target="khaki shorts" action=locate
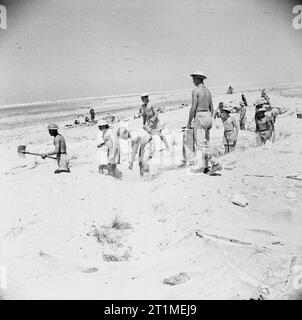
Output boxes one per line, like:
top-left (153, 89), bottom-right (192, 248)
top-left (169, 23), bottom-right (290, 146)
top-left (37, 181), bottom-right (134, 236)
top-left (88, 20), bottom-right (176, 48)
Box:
top-left (256, 131), bottom-right (270, 146)
top-left (57, 154), bottom-right (70, 171)
top-left (223, 131), bottom-right (236, 146)
top-left (193, 111), bottom-right (212, 154)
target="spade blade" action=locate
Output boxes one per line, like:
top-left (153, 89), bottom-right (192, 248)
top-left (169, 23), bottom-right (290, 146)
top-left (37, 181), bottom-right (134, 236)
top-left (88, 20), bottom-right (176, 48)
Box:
top-left (17, 145), bottom-right (27, 158)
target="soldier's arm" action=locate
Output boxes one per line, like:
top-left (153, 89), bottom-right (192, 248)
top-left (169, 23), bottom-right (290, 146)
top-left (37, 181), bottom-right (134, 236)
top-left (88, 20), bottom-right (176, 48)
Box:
top-left (107, 134), bottom-right (118, 164)
top-left (209, 93), bottom-right (214, 116)
top-left (130, 138), bottom-right (140, 163)
top-left (242, 107), bottom-right (247, 117)
top-left (267, 119), bottom-right (273, 137)
top-left (97, 133), bottom-right (104, 148)
top-left (187, 89), bottom-right (198, 128)
top-left (138, 107), bottom-right (142, 115)
top-left (255, 121), bottom-right (259, 133)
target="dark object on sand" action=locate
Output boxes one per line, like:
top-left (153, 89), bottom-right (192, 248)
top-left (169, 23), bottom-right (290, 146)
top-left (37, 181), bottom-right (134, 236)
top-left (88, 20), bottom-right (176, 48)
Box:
top-left (244, 173), bottom-right (302, 181)
top-left (82, 267), bottom-right (98, 273)
top-left (163, 272), bottom-right (190, 286)
top-left (99, 164), bottom-right (122, 180)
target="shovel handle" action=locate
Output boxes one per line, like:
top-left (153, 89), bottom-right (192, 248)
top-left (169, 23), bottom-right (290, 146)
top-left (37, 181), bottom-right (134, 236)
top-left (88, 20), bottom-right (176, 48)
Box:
top-left (23, 151), bottom-right (57, 160)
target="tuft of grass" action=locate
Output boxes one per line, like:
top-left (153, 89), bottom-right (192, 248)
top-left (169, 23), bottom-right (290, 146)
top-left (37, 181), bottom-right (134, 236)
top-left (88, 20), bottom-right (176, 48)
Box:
top-left (92, 228), bottom-right (117, 244)
top-left (102, 249), bottom-right (131, 262)
top-left (102, 253), bottom-right (122, 262)
top-left (111, 216), bottom-right (132, 230)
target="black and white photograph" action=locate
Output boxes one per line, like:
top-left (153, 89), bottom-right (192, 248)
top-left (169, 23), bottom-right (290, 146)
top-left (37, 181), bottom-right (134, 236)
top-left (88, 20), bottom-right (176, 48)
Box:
top-left (1, 0), bottom-right (302, 301)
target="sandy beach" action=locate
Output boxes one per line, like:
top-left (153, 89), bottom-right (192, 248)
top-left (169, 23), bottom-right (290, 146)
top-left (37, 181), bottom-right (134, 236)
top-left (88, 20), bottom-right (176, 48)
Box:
top-left (1, 83), bottom-right (302, 300)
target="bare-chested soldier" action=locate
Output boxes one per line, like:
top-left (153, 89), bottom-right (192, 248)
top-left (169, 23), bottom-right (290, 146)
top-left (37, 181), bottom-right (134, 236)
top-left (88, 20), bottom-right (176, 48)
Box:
top-left (139, 93), bottom-right (160, 128)
top-left (139, 93), bottom-right (169, 150)
top-left (186, 71), bottom-right (222, 175)
top-left (255, 107), bottom-right (273, 146)
top-left (41, 124), bottom-right (70, 174)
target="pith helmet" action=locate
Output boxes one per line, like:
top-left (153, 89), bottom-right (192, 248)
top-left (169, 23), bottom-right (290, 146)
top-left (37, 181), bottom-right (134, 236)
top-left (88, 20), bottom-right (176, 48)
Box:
top-left (47, 123), bottom-right (58, 130)
top-left (190, 71), bottom-right (207, 79)
top-left (140, 92), bottom-right (149, 98)
top-left (272, 108), bottom-right (280, 116)
top-left (254, 99), bottom-right (262, 106)
top-left (222, 105), bottom-right (232, 113)
top-left (256, 107), bottom-right (267, 113)
top-left (97, 119), bottom-right (109, 127)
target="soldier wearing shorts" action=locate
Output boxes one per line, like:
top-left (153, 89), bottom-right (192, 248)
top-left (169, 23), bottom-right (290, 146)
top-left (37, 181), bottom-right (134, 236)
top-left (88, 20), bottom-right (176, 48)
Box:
top-left (186, 71), bottom-right (222, 175)
top-left (41, 124), bottom-right (70, 174)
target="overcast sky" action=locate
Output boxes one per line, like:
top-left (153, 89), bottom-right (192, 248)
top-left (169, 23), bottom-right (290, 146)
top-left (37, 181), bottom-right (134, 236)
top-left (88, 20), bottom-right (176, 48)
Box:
top-left (0, 0), bottom-right (301, 105)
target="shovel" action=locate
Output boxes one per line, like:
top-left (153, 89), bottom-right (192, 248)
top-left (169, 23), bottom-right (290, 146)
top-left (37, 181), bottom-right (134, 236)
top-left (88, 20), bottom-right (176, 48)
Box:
top-left (17, 145), bottom-right (57, 160)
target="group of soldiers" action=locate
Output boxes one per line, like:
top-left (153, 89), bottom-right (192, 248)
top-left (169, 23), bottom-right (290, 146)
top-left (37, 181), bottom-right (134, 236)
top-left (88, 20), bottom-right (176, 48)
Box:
top-left (214, 86), bottom-right (283, 152)
top-left (39, 73), bottom-right (284, 178)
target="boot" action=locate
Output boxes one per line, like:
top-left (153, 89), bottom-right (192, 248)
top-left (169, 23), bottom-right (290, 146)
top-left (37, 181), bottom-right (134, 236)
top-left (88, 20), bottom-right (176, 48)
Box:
top-left (207, 163), bottom-right (222, 175)
top-left (191, 167), bottom-right (210, 174)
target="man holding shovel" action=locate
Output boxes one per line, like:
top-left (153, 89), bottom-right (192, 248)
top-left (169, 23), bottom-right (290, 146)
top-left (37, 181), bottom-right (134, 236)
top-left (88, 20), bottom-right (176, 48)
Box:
top-left (41, 123), bottom-right (70, 174)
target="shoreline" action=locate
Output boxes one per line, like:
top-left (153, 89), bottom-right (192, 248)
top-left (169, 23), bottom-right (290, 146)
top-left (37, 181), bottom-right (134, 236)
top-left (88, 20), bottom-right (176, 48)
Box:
top-left (2, 80), bottom-right (301, 111)
top-left (1, 82), bottom-right (302, 132)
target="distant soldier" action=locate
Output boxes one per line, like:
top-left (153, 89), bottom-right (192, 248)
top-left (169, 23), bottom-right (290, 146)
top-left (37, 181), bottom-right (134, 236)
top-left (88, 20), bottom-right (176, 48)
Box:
top-left (220, 105), bottom-right (239, 153)
top-left (41, 124), bottom-right (70, 174)
top-left (139, 93), bottom-right (150, 125)
top-left (139, 93), bottom-right (160, 129)
top-left (214, 102), bottom-right (224, 120)
top-left (261, 89), bottom-right (271, 107)
top-left (241, 94), bottom-right (248, 107)
top-left (255, 107), bottom-right (273, 146)
top-left (186, 71), bottom-right (222, 175)
top-left (237, 101), bottom-right (247, 130)
top-left (227, 86), bottom-right (234, 94)
top-left (89, 108), bottom-right (96, 123)
top-left (139, 93), bottom-right (169, 150)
